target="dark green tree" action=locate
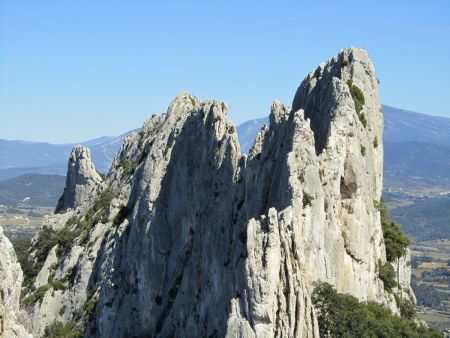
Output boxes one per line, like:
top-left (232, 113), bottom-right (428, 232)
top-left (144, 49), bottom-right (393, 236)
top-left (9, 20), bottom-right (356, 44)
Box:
top-left (312, 282), bottom-right (443, 337)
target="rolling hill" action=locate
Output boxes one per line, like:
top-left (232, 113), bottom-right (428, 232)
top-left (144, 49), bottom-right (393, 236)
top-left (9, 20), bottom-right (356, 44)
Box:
top-left (0, 174), bottom-right (65, 207)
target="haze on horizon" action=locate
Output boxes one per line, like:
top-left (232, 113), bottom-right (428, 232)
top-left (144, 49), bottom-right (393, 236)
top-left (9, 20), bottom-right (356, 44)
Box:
top-left (1, 1), bottom-right (449, 143)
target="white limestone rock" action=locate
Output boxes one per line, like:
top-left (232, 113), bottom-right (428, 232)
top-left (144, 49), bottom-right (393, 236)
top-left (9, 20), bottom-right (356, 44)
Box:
top-left (0, 226), bottom-right (32, 338)
top-left (56, 146), bottom-right (105, 212)
top-left (27, 48), bottom-right (413, 337)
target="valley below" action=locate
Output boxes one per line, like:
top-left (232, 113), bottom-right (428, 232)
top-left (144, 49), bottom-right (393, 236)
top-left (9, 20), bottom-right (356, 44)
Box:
top-left (410, 239), bottom-right (450, 330)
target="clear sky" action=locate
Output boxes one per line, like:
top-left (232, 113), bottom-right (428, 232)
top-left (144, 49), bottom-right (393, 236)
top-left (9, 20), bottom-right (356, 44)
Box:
top-left (1, 1), bottom-right (449, 143)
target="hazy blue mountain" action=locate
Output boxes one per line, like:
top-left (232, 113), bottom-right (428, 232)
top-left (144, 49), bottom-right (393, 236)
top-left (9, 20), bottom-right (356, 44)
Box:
top-left (0, 140), bottom-right (73, 170)
top-left (0, 130), bottom-right (135, 180)
top-left (384, 141), bottom-right (450, 191)
top-left (82, 136), bottom-right (115, 147)
top-left (89, 130), bottom-right (137, 172)
top-left (383, 105), bottom-right (450, 146)
top-left (236, 117), bottom-right (269, 153)
top-left (0, 174), bottom-right (65, 207)
top-left (382, 106), bottom-right (450, 193)
top-left (387, 195), bottom-right (450, 241)
top-left (3, 105), bottom-right (450, 193)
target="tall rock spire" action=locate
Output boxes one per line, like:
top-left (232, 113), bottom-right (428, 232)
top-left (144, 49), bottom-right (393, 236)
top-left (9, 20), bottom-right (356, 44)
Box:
top-left (55, 145), bottom-right (105, 212)
top-left (26, 48), bottom-right (413, 337)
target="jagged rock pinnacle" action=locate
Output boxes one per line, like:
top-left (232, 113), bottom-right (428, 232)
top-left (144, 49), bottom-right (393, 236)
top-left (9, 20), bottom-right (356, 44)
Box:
top-left (55, 145), bottom-right (105, 212)
top-left (24, 48), bottom-right (413, 337)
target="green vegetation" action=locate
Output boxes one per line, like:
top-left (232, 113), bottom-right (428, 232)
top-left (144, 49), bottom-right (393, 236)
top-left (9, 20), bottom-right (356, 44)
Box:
top-left (412, 278), bottom-right (449, 309)
top-left (118, 159), bottom-right (137, 175)
top-left (23, 276), bottom-right (69, 306)
top-left (65, 266), bottom-right (77, 288)
top-left (360, 145), bottom-right (366, 156)
top-left (342, 60), bottom-right (349, 67)
top-left (23, 284), bottom-right (50, 306)
top-left (302, 193), bottom-right (313, 207)
top-left (347, 79), bottom-right (365, 114)
top-left (0, 174), bottom-right (65, 207)
top-left (388, 196), bottom-right (450, 242)
top-left (408, 241), bottom-right (450, 329)
top-left (373, 136), bottom-right (379, 148)
top-left (358, 111), bottom-right (368, 128)
top-left (378, 199), bottom-right (411, 295)
top-left (380, 199), bottom-right (411, 262)
top-left (42, 295), bottom-right (98, 337)
top-left (50, 278), bottom-right (67, 292)
top-left (347, 79), bottom-right (367, 127)
top-left (17, 188), bottom-right (114, 293)
top-left (12, 237), bottom-right (36, 288)
top-left (378, 260), bottom-right (397, 292)
top-left (13, 224), bottom-right (63, 289)
top-left (399, 299), bottom-right (417, 319)
top-left (312, 282), bottom-right (443, 337)
top-left (43, 320), bottom-right (84, 338)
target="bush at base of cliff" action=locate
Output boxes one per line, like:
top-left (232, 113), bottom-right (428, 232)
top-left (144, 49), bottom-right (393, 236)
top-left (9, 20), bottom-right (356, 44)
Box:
top-left (378, 260), bottom-right (397, 292)
top-left (43, 320), bottom-right (83, 338)
top-left (379, 199), bottom-right (411, 262)
top-left (312, 282), bottom-right (443, 337)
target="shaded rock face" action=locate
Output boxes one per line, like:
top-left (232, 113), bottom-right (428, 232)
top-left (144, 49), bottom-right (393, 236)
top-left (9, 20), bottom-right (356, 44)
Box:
top-left (56, 146), bottom-right (105, 212)
top-left (0, 227), bottom-right (32, 338)
top-left (27, 48), bottom-right (410, 337)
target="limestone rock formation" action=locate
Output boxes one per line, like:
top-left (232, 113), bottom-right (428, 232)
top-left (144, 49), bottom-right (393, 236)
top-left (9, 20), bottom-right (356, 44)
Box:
top-left (0, 227), bottom-right (32, 338)
top-left (394, 248), bottom-right (416, 304)
top-left (56, 145), bottom-right (105, 212)
top-left (24, 48), bottom-right (413, 337)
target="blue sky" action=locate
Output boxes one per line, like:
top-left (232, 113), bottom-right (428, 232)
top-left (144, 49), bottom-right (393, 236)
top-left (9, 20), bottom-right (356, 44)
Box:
top-left (1, 1), bottom-right (449, 143)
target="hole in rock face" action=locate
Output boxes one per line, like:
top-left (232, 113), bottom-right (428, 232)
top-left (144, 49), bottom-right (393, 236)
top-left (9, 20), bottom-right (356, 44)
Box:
top-left (340, 176), bottom-right (357, 200)
top-left (340, 160), bottom-right (358, 200)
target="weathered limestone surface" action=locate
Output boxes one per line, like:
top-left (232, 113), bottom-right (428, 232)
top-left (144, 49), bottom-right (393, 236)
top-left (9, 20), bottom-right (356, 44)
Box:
top-left (289, 48), bottom-right (390, 304)
top-left (26, 48), bottom-right (412, 337)
top-left (394, 248), bottom-right (416, 304)
top-left (0, 227), bottom-right (32, 338)
top-left (56, 145), bottom-right (105, 212)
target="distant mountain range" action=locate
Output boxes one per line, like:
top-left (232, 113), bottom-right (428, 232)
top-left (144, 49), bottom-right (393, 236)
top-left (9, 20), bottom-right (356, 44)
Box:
top-left (2, 105), bottom-right (450, 196)
top-left (0, 130), bottom-right (136, 180)
top-left (381, 106), bottom-right (450, 195)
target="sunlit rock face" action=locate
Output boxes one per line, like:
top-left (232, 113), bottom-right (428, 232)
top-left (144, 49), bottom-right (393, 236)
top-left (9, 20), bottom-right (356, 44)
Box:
top-left (27, 48), bottom-right (412, 337)
top-left (56, 145), bottom-right (105, 212)
top-left (0, 226), bottom-right (32, 338)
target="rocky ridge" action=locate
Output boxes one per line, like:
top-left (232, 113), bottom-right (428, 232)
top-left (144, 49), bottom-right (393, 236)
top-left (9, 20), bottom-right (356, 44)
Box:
top-left (0, 226), bottom-right (32, 337)
top-left (21, 48), bottom-right (414, 337)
